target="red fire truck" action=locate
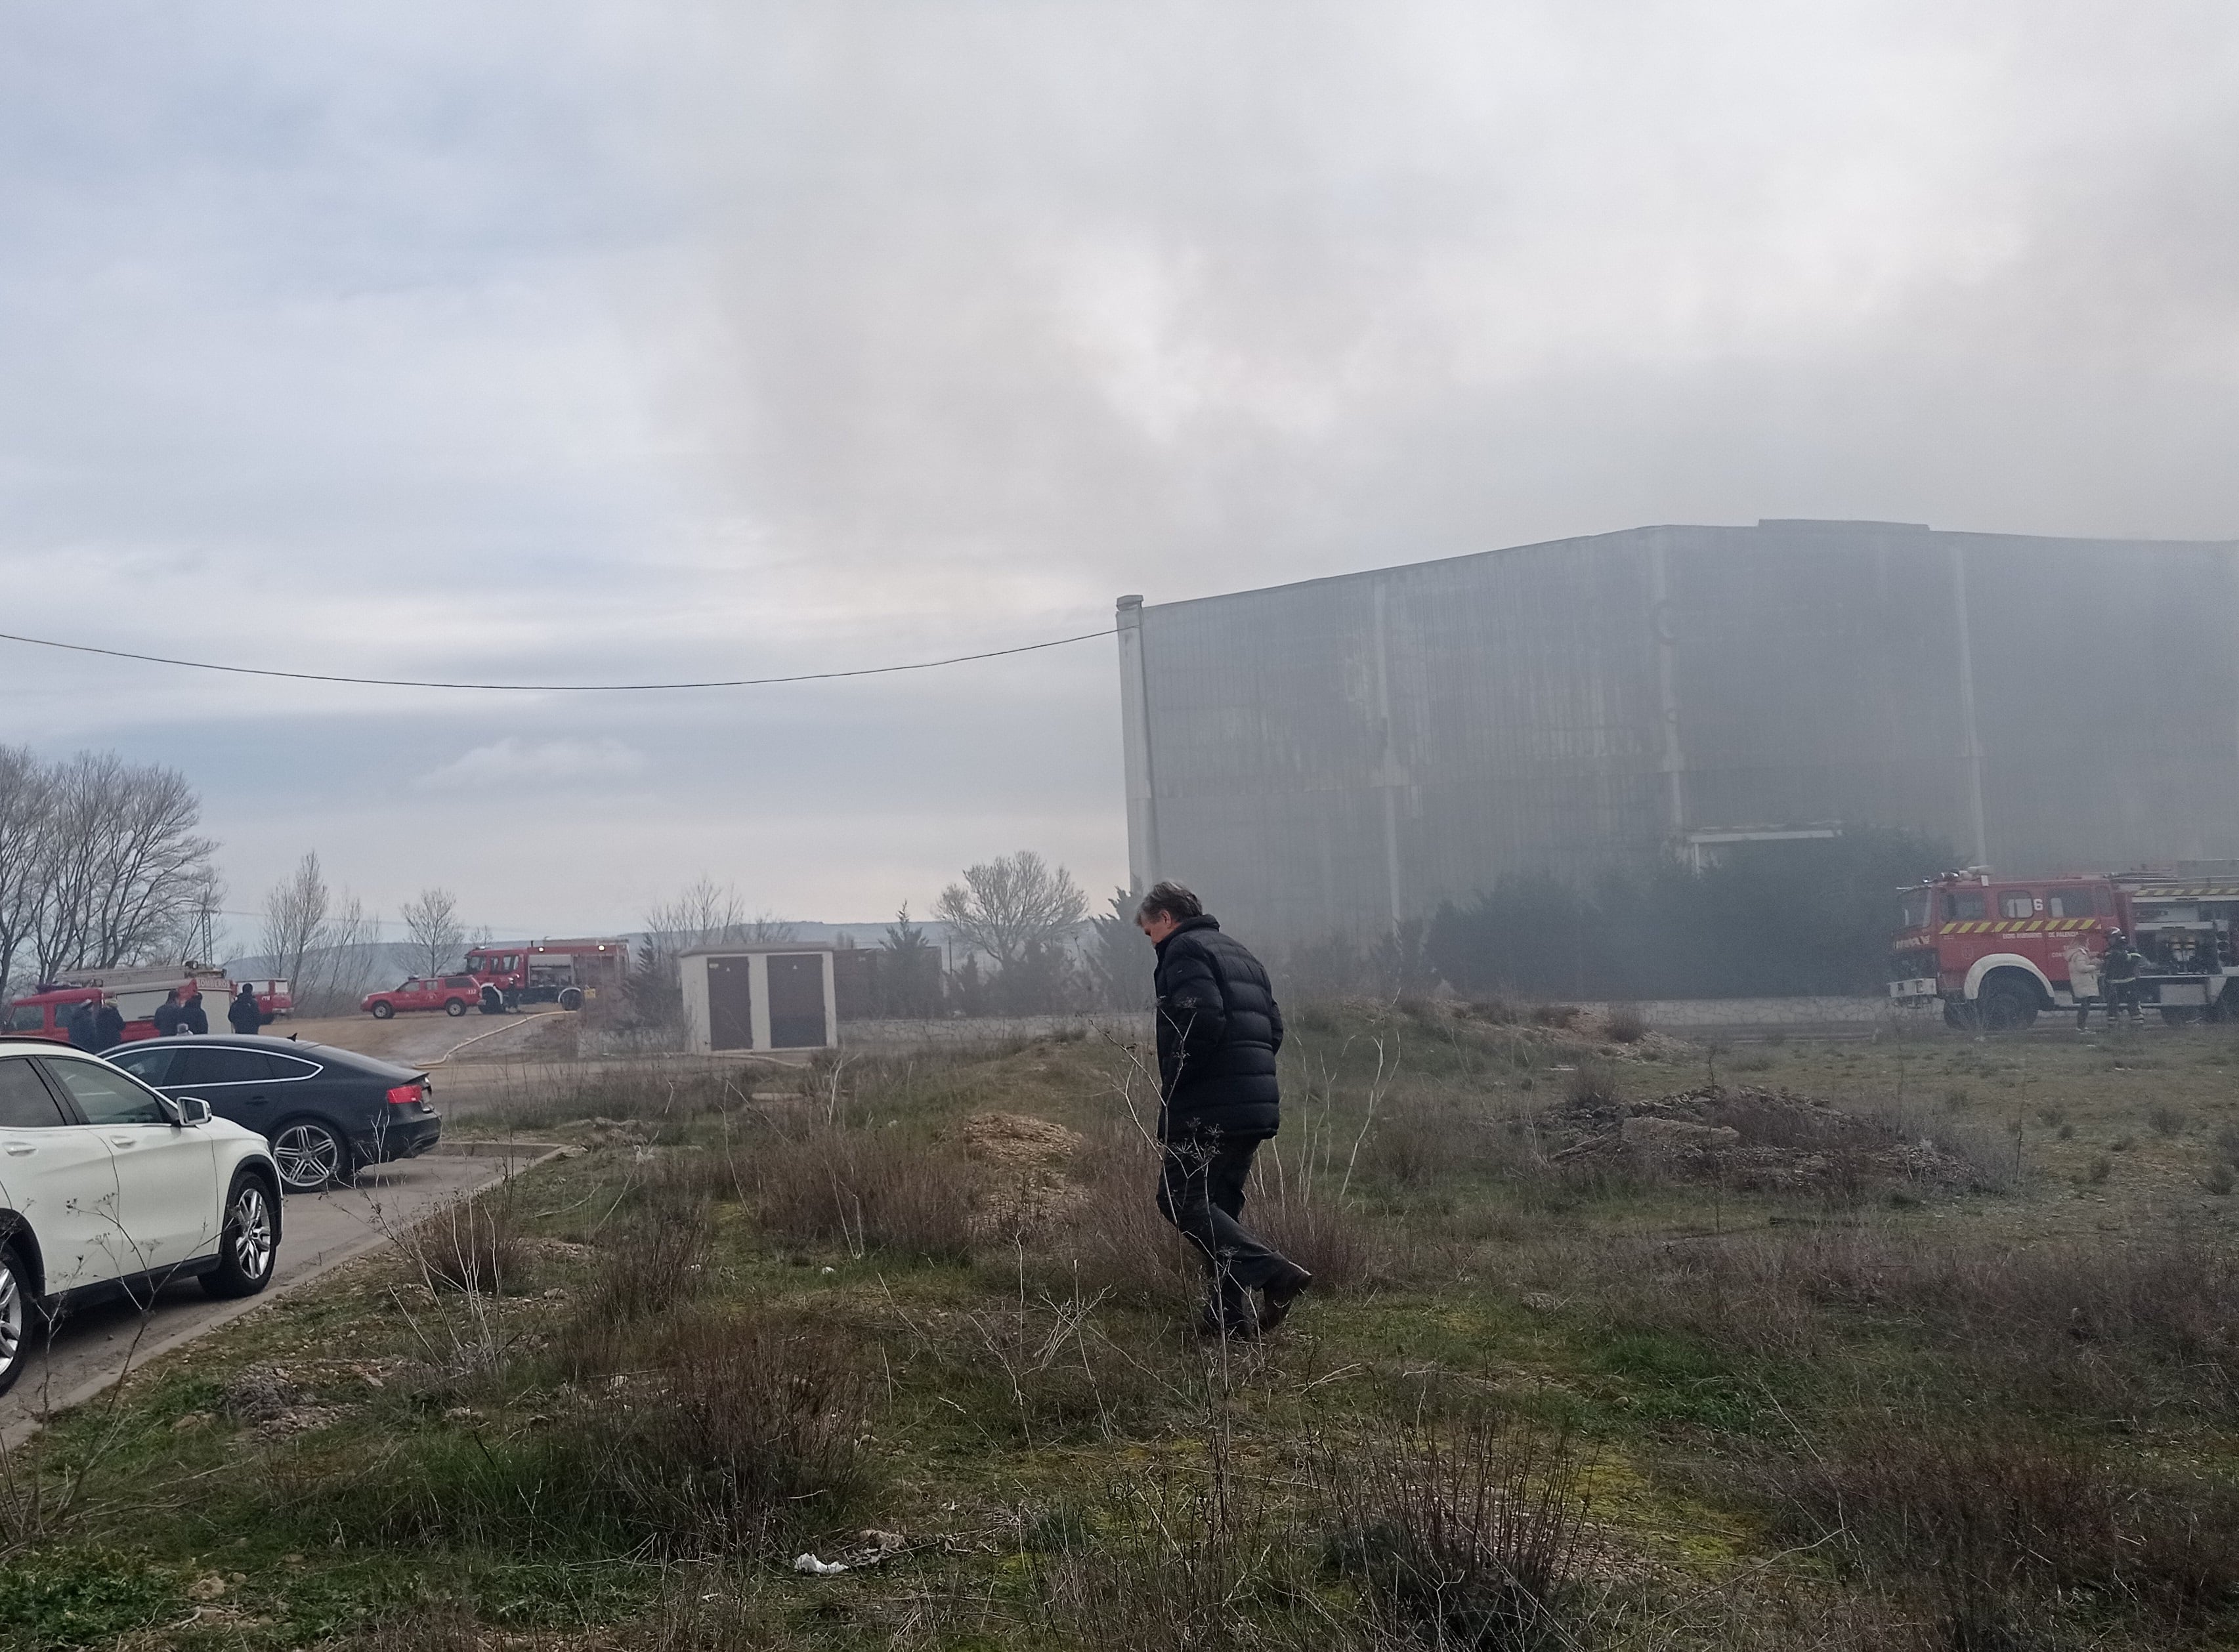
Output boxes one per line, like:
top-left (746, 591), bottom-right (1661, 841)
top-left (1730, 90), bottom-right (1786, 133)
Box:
top-left (1890, 869), bottom-right (2239, 1028)
top-left (3, 965), bottom-right (234, 1043)
top-left (462, 939), bottom-right (629, 1013)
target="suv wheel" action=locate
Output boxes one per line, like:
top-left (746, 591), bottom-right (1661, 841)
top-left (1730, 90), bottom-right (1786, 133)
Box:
top-left (370, 1001), bottom-right (395, 1021)
top-left (0, 1246), bottom-right (33, 1397)
top-left (202, 1175), bottom-right (278, 1298)
top-left (444, 998), bottom-right (467, 1017)
top-left (272, 1120), bottom-right (354, 1193)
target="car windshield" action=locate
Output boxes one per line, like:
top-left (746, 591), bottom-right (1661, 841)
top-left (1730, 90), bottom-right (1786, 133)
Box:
top-left (1898, 891), bottom-right (1930, 930)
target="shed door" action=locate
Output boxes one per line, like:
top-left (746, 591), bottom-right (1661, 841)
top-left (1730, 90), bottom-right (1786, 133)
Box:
top-left (767, 954), bottom-right (828, 1048)
top-left (706, 958), bottom-right (754, 1051)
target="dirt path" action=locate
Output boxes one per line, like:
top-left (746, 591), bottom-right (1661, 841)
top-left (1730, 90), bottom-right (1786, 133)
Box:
top-left (264, 1008), bottom-right (566, 1068)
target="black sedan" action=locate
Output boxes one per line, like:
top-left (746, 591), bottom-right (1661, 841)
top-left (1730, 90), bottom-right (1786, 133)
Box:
top-left (106, 1035), bottom-right (442, 1194)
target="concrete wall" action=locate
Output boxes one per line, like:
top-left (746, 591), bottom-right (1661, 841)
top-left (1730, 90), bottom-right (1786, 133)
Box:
top-left (1121, 520), bottom-right (2239, 953)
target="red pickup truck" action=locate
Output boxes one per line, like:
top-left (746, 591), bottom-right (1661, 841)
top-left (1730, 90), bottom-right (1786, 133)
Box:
top-left (362, 974), bottom-right (482, 1020)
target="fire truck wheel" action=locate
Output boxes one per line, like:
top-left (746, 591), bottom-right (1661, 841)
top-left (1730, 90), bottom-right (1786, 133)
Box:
top-left (2160, 1006), bottom-right (2202, 1027)
top-left (1979, 979), bottom-right (2039, 1032)
top-left (558, 988), bottom-right (584, 1011)
top-left (370, 1001), bottom-right (395, 1021)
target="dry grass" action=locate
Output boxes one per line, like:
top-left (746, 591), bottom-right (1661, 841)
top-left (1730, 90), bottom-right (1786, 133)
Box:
top-left (412, 1192), bottom-right (527, 1295)
top-left (750, 1118), bottom-right (981, 1263)
top-left (1052, 1124), bottom-right (1201, 1307)
top-left (562, 1183), bottom-right (716, 1376)
top-left (584, 1307), bottom-right (873, 1550)
top-left (1025, 1452), bottom-right (1338, 1651)
top-left (1605, 1004), bottom-right (1650, 1044)
top-left (1564, 1060), bottom-right (1623, 1108)
top-left (1317, 1419), bottom-right (1602, 1651)
top-left (286, 1305), bottom-right (870, 1559)
top-left (1575, 1222), bottom-right (2239, 1418)
top-left (1252, 1177), bottom-right (1375, 1290)
top-left (1758, 1413), bottom-right (2239, 1630)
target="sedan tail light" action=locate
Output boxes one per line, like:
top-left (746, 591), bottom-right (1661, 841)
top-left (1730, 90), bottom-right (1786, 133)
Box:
top-left (385, 1083), bottom-right (426, 1107)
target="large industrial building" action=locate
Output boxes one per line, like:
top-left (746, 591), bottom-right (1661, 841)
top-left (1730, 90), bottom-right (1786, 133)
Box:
top-left (1116, 519), bottom-right (2239, 952)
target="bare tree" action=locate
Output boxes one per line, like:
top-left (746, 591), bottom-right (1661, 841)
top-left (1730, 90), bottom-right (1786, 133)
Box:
top-left (0, 747), bottom-right (51, 994)
top-left (310, 893), bottom-right (379, 1011)
top-left (166, 863), bottom-right (228, 967)
top-left (629, 880), bottom-right (795, 1032)
top-left (261, 852), bottom-right (331, 994)
top-left (28, 753), bottom-right (217, 979)
top-left (934, 851), bottom-right (1088, 975)
top-left (643, 878), bottom-right (748, 954)
top-left (401, 887), bottom-right (465, 978)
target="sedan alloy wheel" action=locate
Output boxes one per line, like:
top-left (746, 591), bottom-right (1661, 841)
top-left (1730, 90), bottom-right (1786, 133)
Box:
top-left (272, 1121), bottom-right (348, 1192)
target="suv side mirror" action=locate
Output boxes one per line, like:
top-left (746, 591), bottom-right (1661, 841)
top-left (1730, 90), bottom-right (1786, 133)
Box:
top-left (162, 1095), bottom-right (213, 1127)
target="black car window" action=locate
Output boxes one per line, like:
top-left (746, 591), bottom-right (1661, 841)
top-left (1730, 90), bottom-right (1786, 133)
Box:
top-left (0, 1059), bottom-right (68, 1128)
top-left (107, 1046), bottom-right (178, 1085)
top-left (171, 1048), bottom-right (274, 1086)
top-left (39, 1056), bottom-right (169, 1125)
top-left (267, 1053), bottom-right (322, 1080)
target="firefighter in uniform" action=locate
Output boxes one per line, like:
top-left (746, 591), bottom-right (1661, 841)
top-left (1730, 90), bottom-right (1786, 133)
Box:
top-left (2098, 930), bottom-right (2144, 1025)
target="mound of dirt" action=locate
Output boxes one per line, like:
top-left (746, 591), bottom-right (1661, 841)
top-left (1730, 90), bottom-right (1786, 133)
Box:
top-left (1450, 1000), bottom-right (1692, 1061)
top-left (1545, 1084), bottom-right (1979, 1195)
top-left (963, 1111), bottom-right (1082, 1168)
top-left (964, 1112), bottom-right (1084, 1237)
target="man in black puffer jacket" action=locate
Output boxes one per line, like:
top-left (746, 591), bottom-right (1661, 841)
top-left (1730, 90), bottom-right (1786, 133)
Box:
top-left (1139, 881), bottom-right (1311, 1338)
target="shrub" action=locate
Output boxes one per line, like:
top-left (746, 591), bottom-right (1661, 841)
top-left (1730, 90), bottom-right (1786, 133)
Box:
top-left (1531, 1004), bottom-right (1583, 1030)
top-left (1054, 1126), bottom-right (1203, 1308)
top-left (412, 1192), bottom-right (525, 1295)
top-left (1757, 1416), bottom-right (2239, 1626)
top-left (2212, 1120), bottom-right (2239, 1166)
top-left (752, 1121), bottom-right (978, 1263)
top-left (2205, 1162), bottom-right (2236, 1197)
top-left (1363, 1109), bottom-right (1444, 1189)
top-left (2148, 1101), bottom-right (2190, 1137)
top-left (562, 1184), bottom-right (717, 1377)
top-left (303, 1309), bottom-right (869, 1558)
top-left (1317, 1419), bottom-right (1600, 1650)
top-left (1604, 1004), bottom-right (1648, 1044)
top-left (1254, 1182), bottom-right (1373, 1291)
top-left (1027, 1458), bottom-right (1328, 1649)
top-left (1564, 1061), bottom-right (1621, 1109)
top-left (587, 1310), bottom-right (872, 1550)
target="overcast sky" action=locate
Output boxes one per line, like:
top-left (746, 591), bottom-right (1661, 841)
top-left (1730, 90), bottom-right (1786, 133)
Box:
top-left (3, 2), bottom-right (2235, 947)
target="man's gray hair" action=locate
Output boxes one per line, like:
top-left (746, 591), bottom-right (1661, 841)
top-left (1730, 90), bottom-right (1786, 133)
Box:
top-left (1138, 881), bottom-right (1203, 923)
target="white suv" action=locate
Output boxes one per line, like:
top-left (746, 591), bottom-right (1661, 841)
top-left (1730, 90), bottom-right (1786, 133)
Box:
top-left (0, 1038), bottom-right (282, 1396)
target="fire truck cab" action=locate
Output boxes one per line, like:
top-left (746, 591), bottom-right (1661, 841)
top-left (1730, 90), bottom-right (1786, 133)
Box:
top-left (1890, 870), bottom-right (2239, 1029)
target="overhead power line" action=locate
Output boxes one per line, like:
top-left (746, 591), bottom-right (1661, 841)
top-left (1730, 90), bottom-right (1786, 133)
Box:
top-left (0, 625), bottom-right (1115, 693)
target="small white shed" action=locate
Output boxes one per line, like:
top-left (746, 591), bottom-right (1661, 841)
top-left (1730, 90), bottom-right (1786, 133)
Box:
top-left (680, 944), bottom-right (838, 1053)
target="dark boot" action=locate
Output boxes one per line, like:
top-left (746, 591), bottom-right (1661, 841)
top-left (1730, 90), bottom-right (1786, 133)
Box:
top-left (1258, 1263), bottom-right (1314, 1332)
top-left (1195, 1265), bottom-right (1261, 1340)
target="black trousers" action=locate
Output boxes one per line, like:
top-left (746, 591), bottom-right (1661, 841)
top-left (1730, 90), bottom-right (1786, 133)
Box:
top-left (1156, 1130), bottom-right (1294, 1320)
